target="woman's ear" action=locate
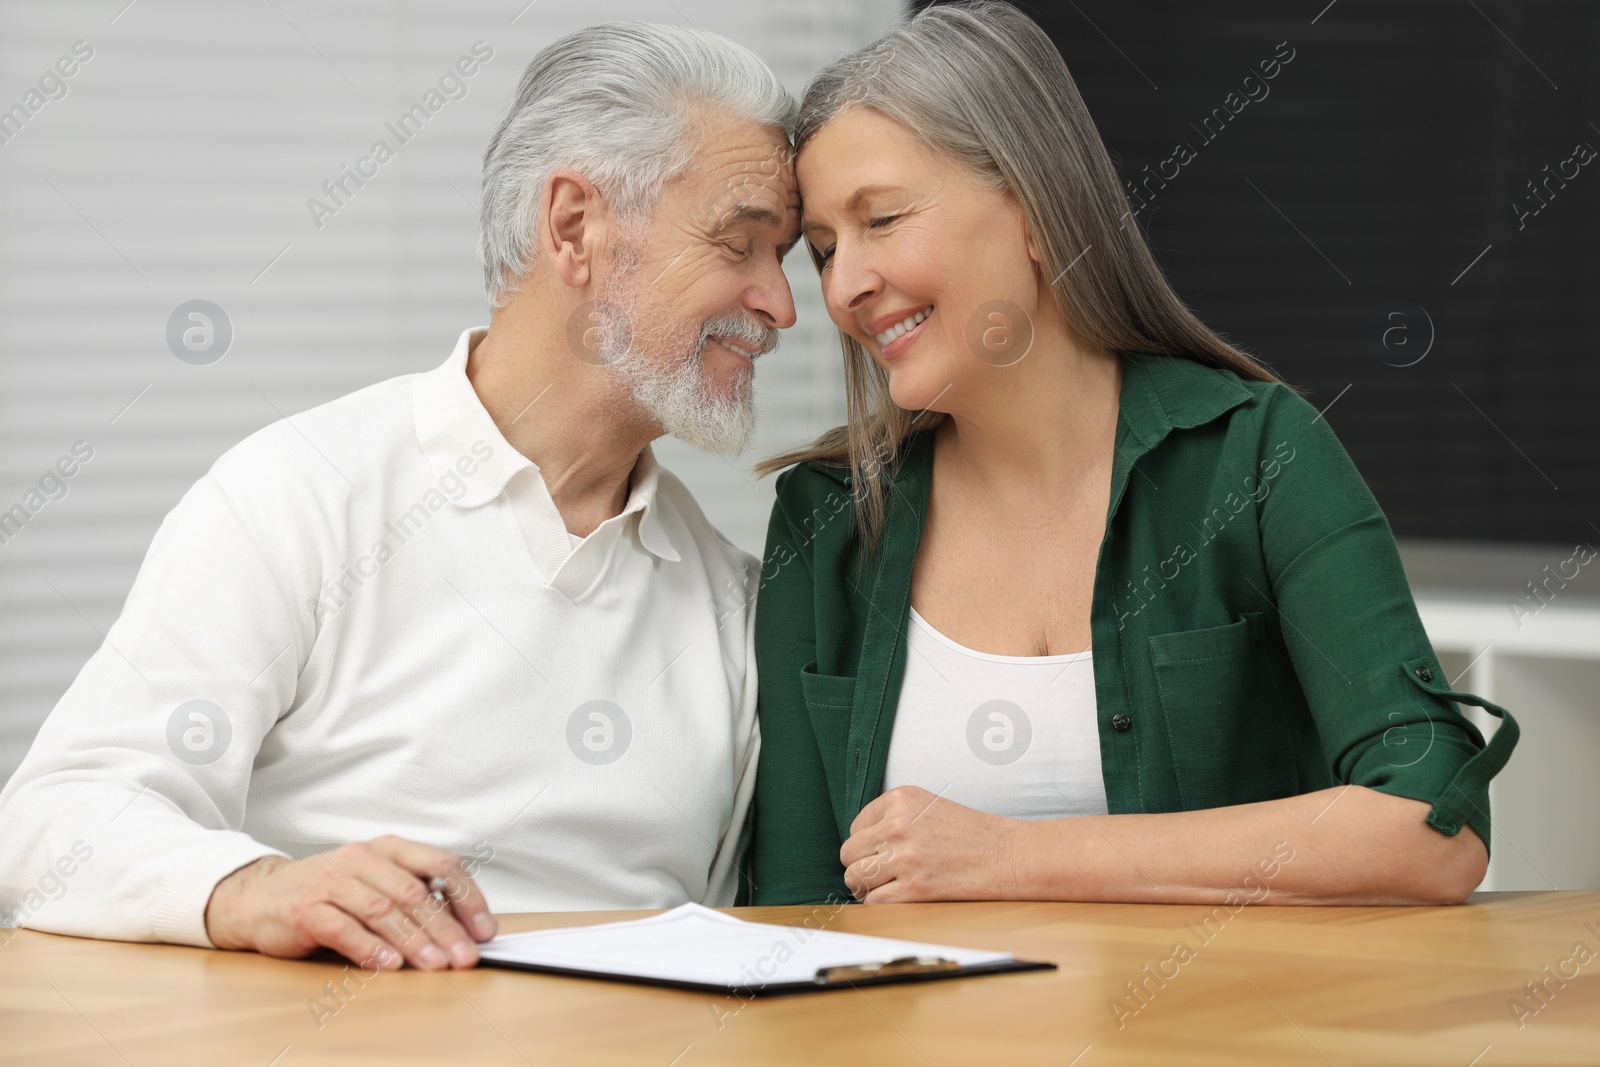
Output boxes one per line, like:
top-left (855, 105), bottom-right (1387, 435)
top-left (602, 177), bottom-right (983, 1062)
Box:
top-left (1015, 196), bottom-right (1042, 266)
top-left (541, 169), bottom-right (608, 290)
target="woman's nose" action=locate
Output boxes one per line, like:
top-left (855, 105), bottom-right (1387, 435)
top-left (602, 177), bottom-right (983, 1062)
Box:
top-left (826, 244), bottom-right (882, 318)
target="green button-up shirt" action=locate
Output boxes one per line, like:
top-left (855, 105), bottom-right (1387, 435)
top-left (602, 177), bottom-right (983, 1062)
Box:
top-left (746, 352), bottom-right (1518, 906)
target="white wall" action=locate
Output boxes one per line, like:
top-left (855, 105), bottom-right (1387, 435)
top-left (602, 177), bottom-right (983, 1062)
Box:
top-left (0, 0), bottom-right (904, 784)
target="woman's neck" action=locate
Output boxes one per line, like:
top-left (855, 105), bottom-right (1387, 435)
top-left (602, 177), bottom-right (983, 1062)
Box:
top-left (933, 338), bottom-right (1123, 504)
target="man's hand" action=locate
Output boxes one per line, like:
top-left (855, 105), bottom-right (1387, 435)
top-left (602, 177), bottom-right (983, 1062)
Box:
top-left (204, 836), bottom-right (499, 970)
top-left (841, 786), bottom-right (1027, 904)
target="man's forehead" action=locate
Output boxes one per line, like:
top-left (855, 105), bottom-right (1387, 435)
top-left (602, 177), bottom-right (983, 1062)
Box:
top-left (695, 123), bottom-right (795, 168)
top-left (696, 139), bottom-right (796, 193)
top-left (695, 135), bottom-right (801, 230)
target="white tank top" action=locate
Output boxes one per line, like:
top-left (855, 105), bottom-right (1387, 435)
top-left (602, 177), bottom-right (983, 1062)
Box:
top-left (882, 607), bottom-right (1110, 820)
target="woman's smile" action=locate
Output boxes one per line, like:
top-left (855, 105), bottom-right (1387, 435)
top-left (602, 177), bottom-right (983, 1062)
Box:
top-left (872, 305), bottom-right (934, 358)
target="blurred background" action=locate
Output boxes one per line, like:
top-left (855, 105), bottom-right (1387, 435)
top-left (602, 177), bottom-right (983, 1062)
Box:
top-left (1, 1), bottom-right (1595, 889)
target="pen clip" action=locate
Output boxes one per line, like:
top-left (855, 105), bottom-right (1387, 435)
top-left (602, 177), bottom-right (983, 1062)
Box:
top-left (814, 955), bottom-right (962, 985)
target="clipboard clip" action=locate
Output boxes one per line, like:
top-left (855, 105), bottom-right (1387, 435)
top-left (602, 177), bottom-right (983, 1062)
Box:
top-left (814, 955), bottom-right (963, 985)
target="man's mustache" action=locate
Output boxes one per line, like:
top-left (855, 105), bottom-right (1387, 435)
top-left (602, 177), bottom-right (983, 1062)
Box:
top-left (698, 311), bottom-right (778, 360)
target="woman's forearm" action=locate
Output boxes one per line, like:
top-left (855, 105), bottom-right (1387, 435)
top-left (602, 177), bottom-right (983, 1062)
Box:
top-left (1009, 785), bottom-right (1488, 906)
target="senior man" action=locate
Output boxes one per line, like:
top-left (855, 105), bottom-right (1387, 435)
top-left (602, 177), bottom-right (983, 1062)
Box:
top-left (0, 22), bottom-right (800, 972)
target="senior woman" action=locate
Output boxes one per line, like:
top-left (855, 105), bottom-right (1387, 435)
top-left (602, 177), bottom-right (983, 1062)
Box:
top-left (746, 1), bottom-right (1517, 908)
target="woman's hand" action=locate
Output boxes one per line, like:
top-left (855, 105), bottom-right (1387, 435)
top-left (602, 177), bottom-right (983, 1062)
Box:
top-left (840, 785), bottom-right (1029, 903)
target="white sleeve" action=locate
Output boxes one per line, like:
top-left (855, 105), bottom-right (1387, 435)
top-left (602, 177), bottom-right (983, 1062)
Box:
top-left (0, 467), bottom-right (312, 947)
top-left (702, 552), bottom-right (761, 908)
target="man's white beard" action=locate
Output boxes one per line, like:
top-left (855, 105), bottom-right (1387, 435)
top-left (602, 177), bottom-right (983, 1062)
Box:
top-left (596, 250), bottom-right (769, 457)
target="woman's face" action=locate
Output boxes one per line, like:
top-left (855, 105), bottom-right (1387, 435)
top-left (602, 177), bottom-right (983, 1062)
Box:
top-left (797, 106), bottom-right (1047, 414)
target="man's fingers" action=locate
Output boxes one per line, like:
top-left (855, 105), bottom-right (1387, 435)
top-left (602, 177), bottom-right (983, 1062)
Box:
top-left (321, 878), bottom-right (455, 971)
top-left (439, 871), bottom-right (497, 940)
top-left (365, 836), bottom-right (497, 942)
top-left (214, 839), bottom-right (497, 969)
top-left (295, 901), bottom-right (403, 972)
top-left (341, 841), bottom-right (489, 966)
top-left (333, 859), bottom-right (479, 968)
top-left (440, 873), bottom-right (496, 942)
top-left (405, 896), bottom-right (481, 969)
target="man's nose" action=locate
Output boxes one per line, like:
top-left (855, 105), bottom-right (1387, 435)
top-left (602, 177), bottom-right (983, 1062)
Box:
top-left (750, 256), bottom-right (798, 331)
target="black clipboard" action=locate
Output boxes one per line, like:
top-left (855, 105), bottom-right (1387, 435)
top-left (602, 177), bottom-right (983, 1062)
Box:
top-left (478, 952), bottom-right (1057, 996)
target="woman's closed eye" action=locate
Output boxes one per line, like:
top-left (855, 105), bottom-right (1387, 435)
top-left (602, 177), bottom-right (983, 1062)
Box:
top-left (813, 215), bottom-right (903, 267)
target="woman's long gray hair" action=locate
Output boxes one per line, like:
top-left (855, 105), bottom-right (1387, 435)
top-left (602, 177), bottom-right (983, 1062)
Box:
top-left (756, 0), bottom-right (1295, 553)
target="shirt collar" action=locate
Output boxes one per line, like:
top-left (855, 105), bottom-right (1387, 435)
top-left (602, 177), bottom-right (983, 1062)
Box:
top-left (1113, 352), bottom-right (1255, 455)
top-left (806, 352), bottom-right (1255, 488)
top-left (619, 445), bottom-right (682, 563)
top-left (410, 326), bottom-right (682, 563)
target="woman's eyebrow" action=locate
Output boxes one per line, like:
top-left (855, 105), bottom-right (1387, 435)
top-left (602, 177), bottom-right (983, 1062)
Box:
top-left (800, 184), bottom-right (907, 235)
top-left (846, 184), bottom-right (903, 206)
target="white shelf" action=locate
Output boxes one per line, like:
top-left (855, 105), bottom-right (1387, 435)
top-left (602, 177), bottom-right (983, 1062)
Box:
top-left (1414, 593), bottom-right (1600, 891)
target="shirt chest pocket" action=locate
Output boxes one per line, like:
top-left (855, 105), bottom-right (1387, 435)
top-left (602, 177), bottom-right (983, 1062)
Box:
top-left (1147, 612), bottom-right (1298, 809)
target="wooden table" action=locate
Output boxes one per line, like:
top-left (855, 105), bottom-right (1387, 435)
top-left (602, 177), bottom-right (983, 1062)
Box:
top-left (4, 892), bottom-right (1598, 1066)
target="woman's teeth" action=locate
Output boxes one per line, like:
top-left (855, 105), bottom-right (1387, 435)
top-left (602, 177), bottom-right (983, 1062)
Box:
top-left (876, 306), bottom-right (932, 347)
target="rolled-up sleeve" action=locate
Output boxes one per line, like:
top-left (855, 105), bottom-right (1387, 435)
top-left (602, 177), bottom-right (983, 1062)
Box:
top-left (1257, 387), bottom-right (1518, 851)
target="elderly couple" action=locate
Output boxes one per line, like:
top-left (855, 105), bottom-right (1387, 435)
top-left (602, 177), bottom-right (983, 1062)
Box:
top-left (0, 2), bottom-right (1516, 972)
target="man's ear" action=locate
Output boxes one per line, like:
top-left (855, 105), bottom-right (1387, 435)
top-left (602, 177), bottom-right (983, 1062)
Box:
top-left (541, 169), bottom-right (609, 290)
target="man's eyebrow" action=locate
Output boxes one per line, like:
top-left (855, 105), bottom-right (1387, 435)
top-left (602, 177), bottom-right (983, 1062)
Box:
top-left (719, 203), bottom-right (803, 258)
top-left (717, 204), bottom-right (784, 230)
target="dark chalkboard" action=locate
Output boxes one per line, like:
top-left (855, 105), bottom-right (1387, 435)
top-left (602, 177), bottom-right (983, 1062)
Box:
top-left (913, 0), bottom-right (1599, 547)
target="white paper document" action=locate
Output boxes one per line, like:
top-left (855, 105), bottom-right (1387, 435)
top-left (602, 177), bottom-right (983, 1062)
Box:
top-left (477, 903), bottom-right (1022, 991)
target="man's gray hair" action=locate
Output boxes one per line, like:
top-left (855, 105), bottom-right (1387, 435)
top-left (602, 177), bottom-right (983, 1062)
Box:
top-left (480, 22), bottom-right (797, 309)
